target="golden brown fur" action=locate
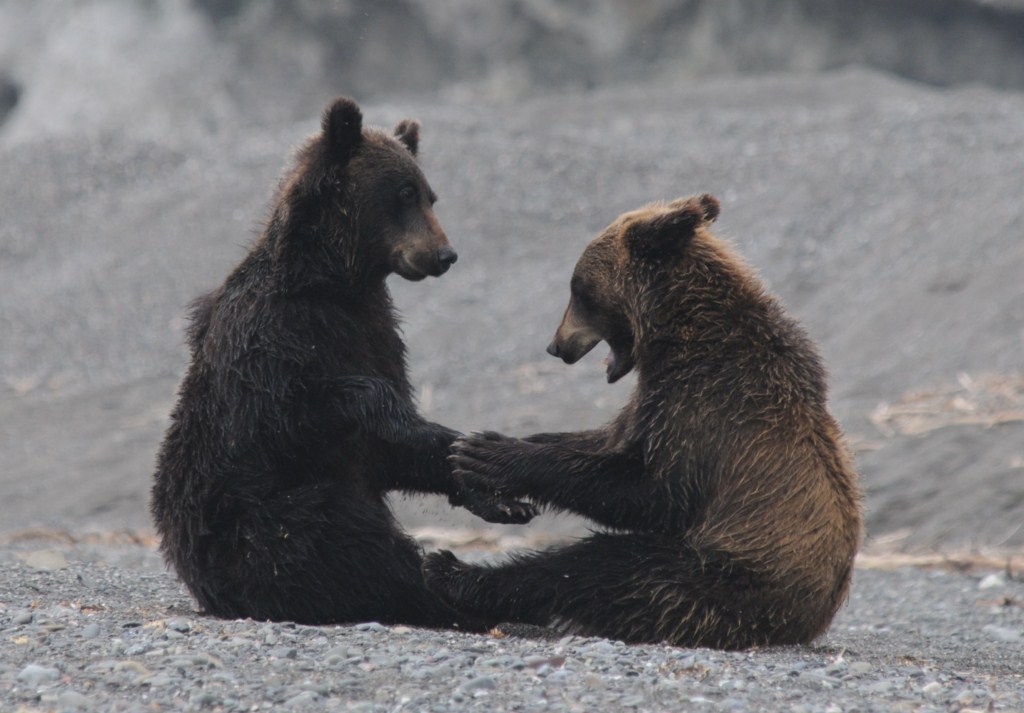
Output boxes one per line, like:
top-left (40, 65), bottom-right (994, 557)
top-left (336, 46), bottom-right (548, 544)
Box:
top-left (426, 194), bottom-right (862, 648)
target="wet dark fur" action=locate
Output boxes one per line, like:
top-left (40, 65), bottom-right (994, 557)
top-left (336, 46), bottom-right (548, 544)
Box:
top-left (151, 97), bottom-right (531, 628)
top-left (424, 194), bottom-right (863, 649)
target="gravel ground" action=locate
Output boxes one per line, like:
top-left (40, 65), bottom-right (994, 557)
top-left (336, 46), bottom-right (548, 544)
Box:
top-left (1, 540), bottom-right (1023, 713)
top-left (3, 3), bottom-right (1024, 711)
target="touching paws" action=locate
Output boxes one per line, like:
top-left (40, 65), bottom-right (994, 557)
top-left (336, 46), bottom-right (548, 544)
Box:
top-left (448, 431), bottom-right (538, 524)
top-left (449, 431), bottom-right (531, 494)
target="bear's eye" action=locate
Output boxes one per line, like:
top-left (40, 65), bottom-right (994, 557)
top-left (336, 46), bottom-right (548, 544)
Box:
top-left (570, 276), bottom-right (596, 310)
top-left (570, 275), bottom-right (588, 299)
top-left (398, 185), bottom-right (418, 204)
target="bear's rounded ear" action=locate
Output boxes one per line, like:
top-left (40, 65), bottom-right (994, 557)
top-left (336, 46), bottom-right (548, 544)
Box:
top-left (624, 198), bottom-right (710, 262)
top-left (667, 193), bottom-right (721, 225)
top-left (322, 97), bottom-right (363, 164)
top-left (394, 119), bottom-right (420, 156)
top-left (698, 193), bottom-right (720, 224)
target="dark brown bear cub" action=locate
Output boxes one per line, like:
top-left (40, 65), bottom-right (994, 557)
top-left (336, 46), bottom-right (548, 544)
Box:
top-left (424, 194), bottom-right (863, 648)
top-left (152, 97), bottom-right (532, 628)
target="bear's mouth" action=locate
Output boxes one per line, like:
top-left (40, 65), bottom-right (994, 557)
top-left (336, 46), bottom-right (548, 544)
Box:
top-left (604, 342), bottom-right (635, 383)
top-left (393, 252), bottom-right (453, 281)
top-left (392, 255), bottom-right (430, 281)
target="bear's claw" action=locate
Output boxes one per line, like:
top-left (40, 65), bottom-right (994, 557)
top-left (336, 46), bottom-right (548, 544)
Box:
top-left (450, 489), bottom-right (537, 524)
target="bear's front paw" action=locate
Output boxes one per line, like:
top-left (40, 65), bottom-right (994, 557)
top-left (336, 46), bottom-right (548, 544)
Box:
top-left (449, 488), bottom-right (538, 525)
top-left (423, 550), bottom-right (469, 603)
top-left (449, 431), bottom-right (531, 492)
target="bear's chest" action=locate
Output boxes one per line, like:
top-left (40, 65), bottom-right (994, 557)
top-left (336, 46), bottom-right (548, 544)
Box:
top-left (306, 301), bottom-right (409, 386)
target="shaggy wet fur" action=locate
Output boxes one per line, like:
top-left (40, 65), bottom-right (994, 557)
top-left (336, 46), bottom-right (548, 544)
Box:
top-left (151, 97), bottom-right (531, 628)
top-left (425, 194), bottom-right (863, 649)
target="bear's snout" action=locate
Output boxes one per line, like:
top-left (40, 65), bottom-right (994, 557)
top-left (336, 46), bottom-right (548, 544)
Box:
top-left (546, 341), bottom-right (561, 358)
top-left (436, 246), bottom-right (458, 274)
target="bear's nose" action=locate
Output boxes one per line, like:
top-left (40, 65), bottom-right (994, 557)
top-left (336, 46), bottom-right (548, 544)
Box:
top-left (437, 246), bottom-right (458, 269)
top-left (546, 341), bottom-right (560, 358)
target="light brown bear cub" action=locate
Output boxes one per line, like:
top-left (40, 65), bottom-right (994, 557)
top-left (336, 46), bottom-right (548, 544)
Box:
top-left (427, 194), bottom-right (863, 649)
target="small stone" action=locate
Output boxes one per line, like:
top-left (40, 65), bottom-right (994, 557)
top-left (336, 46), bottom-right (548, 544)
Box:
top-left (461, 676), bottom-right (497, 692)
top-left (978, 573), bottom-right (1006, 589)
top-left (824, 661), bottom-right (847, 676)
top-left (581, 640), bottom-right (617, 654)
top-left (190, 691), bottom-right (220, 707)
top-left (921, 681), bottom-right (943, 695)
top-left (354, 622), bottom-right (386, 632)
top-left (982, 624), bottom-right (1021, 642)
top-left (285, 690), bottom-right (319, 707)
top-left (866, 680), bottom-right (893, 694)
top-left (17, 664), bottom-right (61, 685)
top-left (391, 626), bottom-right (412, 634)
top-left (20, 549), bottom-right (68, 571)
top-left (547, 669), bottom-right (572, 683)
top-left (80, 623), bottom-right (100, 639)
top-left (13, 610), bottom-right (34, 625)
top-left (849, 661), bottom-right (872, 674)
top-left (144, 673), bottom-right (173, 687)
top-left (166, 617), bottom-right (191, 632)
top-left (56, 690), bottom-right (92, 710)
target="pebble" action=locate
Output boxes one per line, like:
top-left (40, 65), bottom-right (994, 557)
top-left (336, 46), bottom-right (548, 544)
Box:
top-left (17, 664), bottom-right (61, 686)
top-left (144, 673), bottom-right (173, 687)
top-left (20, 549), bottom-right (68, 571)
top-left (977, 572), bottom-right (1006, 589)
top-left (0, 559), bottom-right (1022, 711)
top-left (189, 691), bottom-right (220, 707)
top-left (284, 690), bottom-right (319, 707)
top-left (12, 610), bottom-right (34, 625)
top-left (166, 617), bottom-right (191, 632)
top-left (981, 624), bottom-right (1021, 642)
top-left (56, 690), bottom-right (92, 709)
top-left (461, 676), bottom-right (497, 692)
top-left (956, 689), bottom-right (976, 705)
top-left (866, 680), bottom-right (893, 694)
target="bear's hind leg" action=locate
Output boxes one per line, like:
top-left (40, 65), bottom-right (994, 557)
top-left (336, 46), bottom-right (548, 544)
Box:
top-left (423, 549), bottom-right (560, 627)
top-left (424, 533), bottom-right (781, 648)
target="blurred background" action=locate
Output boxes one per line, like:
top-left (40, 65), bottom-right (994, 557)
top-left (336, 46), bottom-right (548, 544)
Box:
top-left (1, 0), bottom-right (1022, 561)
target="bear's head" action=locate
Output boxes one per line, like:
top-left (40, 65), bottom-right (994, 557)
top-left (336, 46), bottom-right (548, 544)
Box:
top-left (273, 97), bottom-right (456, 287)
top-left (547, 193), bottom-right (721, 383)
